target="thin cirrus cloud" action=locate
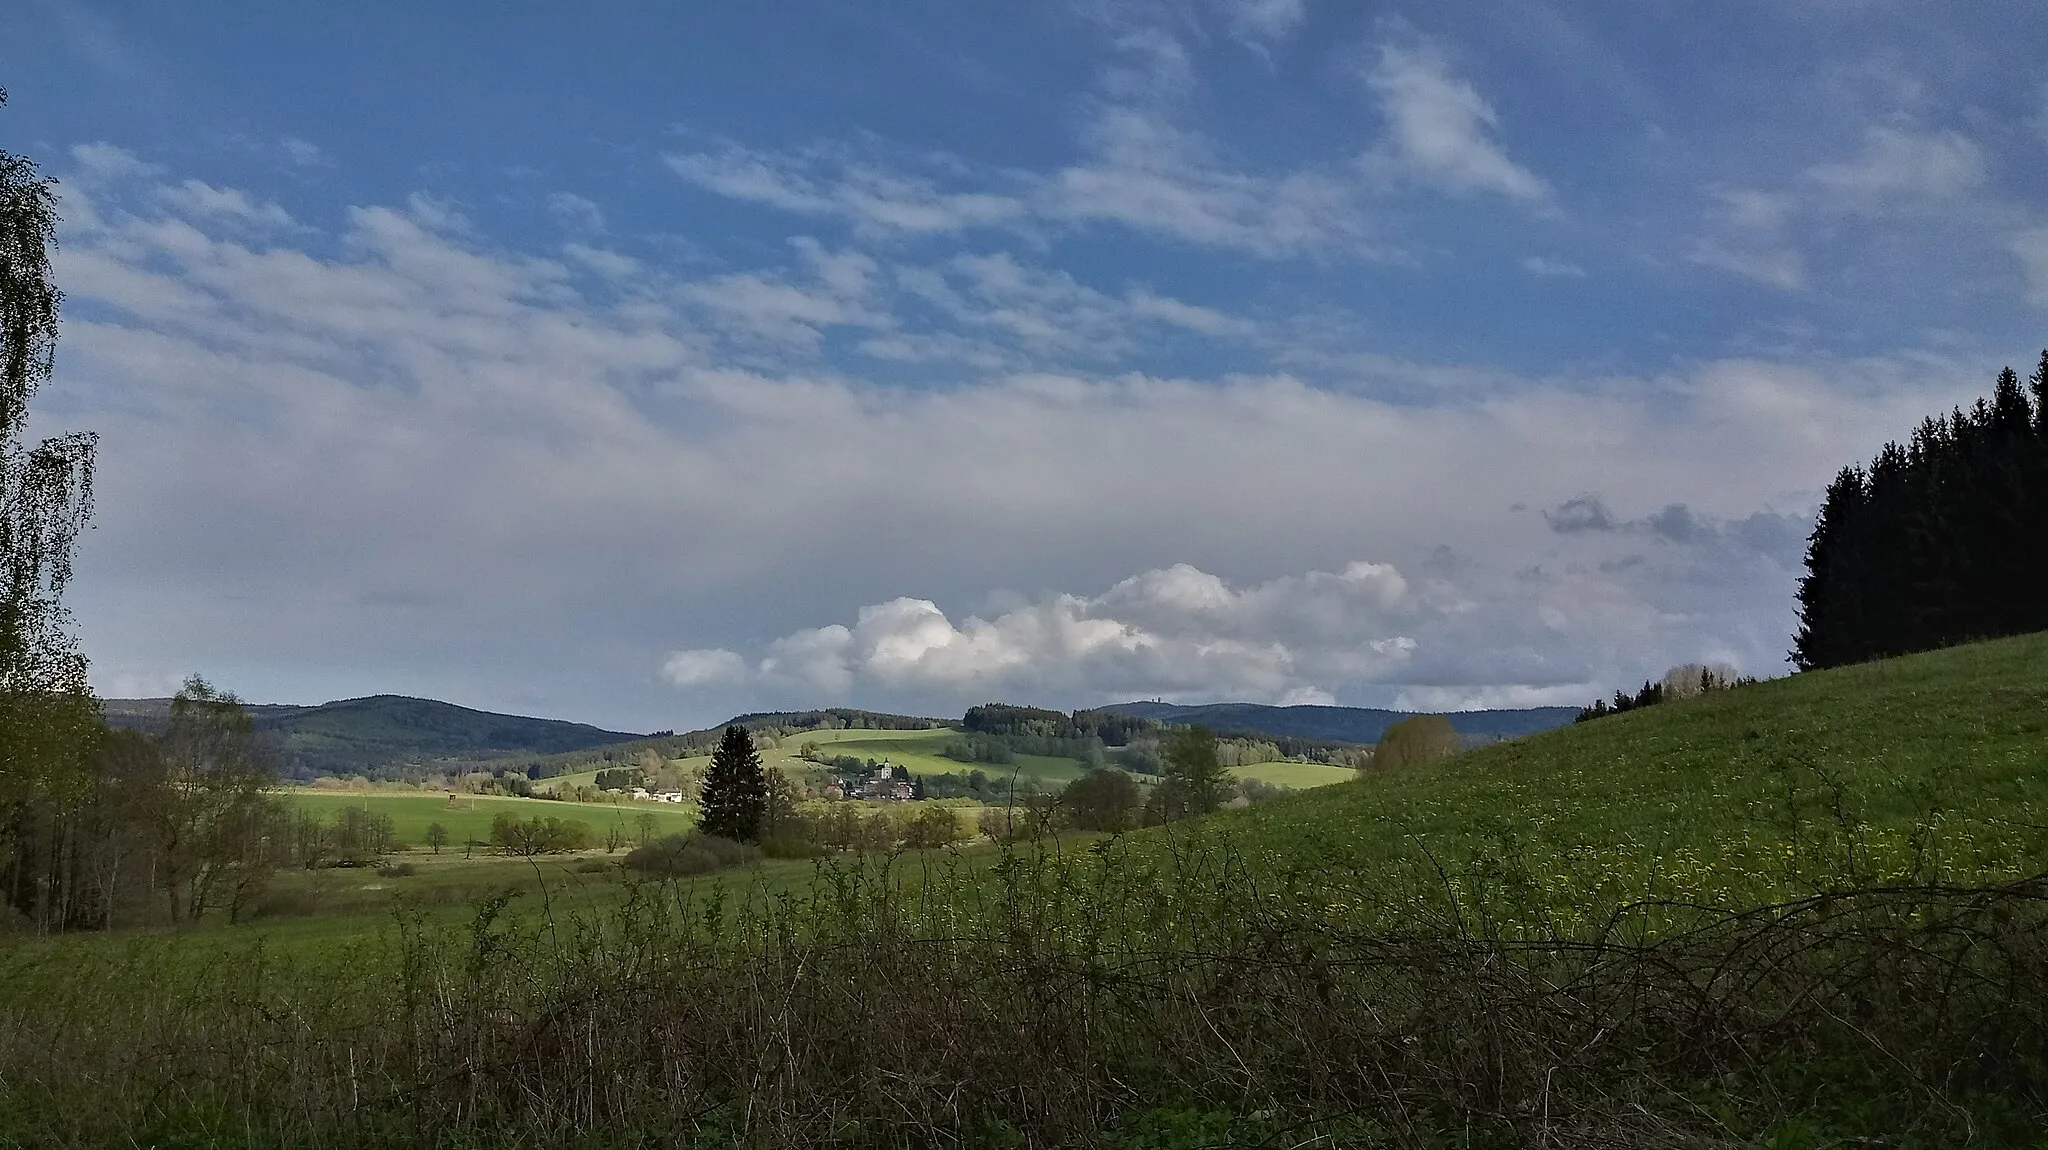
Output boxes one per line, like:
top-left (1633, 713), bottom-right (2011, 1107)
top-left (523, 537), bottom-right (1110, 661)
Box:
top-left (664, 32), bottom-right (1547, 259)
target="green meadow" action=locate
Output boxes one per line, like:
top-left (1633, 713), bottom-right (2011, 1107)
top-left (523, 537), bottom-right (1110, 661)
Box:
top-left (282, 789), bottom-right (700, 844)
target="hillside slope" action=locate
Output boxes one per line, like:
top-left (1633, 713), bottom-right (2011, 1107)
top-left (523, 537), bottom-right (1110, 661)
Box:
top-left (1102, 699), bottom-right (1578, 744)
top-left (103, 694), bottom-right (644, 778)
top-left (1204, 630), bottom-right (2048, 921)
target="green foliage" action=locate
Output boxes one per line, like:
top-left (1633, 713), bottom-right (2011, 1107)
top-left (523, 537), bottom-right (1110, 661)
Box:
top-left (591, 767), bottom-right (642, 791)
top-left (487, 812), bottom-right (593, 856)
top-left (1371, 713), bottom-right (1460, 768)
top-left (622, 832), bottom-right (758, 876)
top-left (940, 734), bottom-right (1014, 764)
top-left (698, 725), bottom-right (766, 843)
top-left (1160, 724), bottom-right (1231, 816)
top-left (1059, 768), bottom-right (1141, 832)
top-left (901, 805), bottom-right (966, 848)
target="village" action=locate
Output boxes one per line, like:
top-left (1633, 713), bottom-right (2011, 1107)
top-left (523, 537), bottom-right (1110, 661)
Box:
top-left (625, 761), bottom-right (920, 805)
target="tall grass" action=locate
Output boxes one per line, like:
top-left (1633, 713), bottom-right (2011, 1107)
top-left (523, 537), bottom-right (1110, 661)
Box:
top-left (2, 823), bottom-right (2043, 1148)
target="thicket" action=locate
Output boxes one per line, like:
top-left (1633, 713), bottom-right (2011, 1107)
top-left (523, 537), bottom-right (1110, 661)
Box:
top-left (3, 829), bottom-right (2040, 1147)
top-left (623, 832), bottom-right (758, 877)
top-left (1795, 352), bottom-right (2048, 669)
top-left (486, 813), bottom-right (593, 856)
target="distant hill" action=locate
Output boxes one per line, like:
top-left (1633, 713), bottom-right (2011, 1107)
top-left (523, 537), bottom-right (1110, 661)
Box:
top-left (102, 695), bottom-right (645, 779)
top-left (1098, 700), bottom-right (1579, 745)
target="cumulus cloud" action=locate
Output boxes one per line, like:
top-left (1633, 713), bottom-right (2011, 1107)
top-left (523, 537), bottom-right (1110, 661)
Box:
top-left (728, 560), bottom-right (1419, 706)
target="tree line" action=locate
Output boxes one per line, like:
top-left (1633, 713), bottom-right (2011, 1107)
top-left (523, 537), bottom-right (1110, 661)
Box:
top-left (1795, 354), bottom-right (2048, 669)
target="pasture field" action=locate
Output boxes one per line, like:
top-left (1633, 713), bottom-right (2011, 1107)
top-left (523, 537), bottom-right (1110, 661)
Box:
top-left (1227, 759), bottom-right (1355, 788)
top-left (1193, 629), bottom-right (2048, 929)
top-left (282, 790), bottom-right (699, 845)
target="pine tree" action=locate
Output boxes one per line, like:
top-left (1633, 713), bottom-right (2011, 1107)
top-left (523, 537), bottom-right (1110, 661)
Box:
top-left (698, 725), bottom-right (766, 842)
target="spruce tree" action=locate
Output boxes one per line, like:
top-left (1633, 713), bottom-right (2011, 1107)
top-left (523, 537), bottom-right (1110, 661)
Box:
top-left (698, 725), bottom-right (766, 842)
top-left (1794, 352), bottom-right (2047, 668)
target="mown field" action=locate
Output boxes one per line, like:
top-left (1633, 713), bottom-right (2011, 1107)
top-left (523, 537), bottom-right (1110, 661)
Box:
top-left (283, 789), bottom-right (700, 845)
top-left (4, 633), bottom-right (2045, 1146)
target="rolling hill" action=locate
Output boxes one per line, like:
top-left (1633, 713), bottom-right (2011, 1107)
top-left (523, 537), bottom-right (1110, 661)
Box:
top-left (1099, 699), bottom-right (1579, 744)
top-left (102, 694), bottom-right (645, 778)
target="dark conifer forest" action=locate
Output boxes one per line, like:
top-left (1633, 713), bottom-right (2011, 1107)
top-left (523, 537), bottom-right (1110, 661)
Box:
top-left (1792, 352), bottom-right (2048, 670)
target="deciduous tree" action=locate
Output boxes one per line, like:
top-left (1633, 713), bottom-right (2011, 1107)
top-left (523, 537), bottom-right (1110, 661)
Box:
top-left (1161, 725), bottom-right (1232, 817)
top-left (149, 677), bottom-right (283, 923)
top-left (1058, 768), bottom-right (1140, 832)
top-left (1, 89), bottom-right (104, 915)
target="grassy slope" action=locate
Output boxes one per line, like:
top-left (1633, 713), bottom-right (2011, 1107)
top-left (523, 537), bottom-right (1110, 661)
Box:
top-left (56, 632), bottom-right (2047, 954)
top-left (1201, 630), bottom-right (2048, 923)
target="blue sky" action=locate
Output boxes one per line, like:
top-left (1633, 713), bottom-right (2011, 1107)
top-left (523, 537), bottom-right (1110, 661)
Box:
top-left (6, 1), bottom-right (2045, 730)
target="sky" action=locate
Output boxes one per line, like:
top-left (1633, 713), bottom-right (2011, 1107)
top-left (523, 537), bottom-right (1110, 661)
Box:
top-left (4, 1), bottom-right (2046, 732)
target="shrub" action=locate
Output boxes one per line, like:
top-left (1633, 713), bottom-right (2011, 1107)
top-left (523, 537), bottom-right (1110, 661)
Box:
top-left (902, 806), bottom-right (966, 849)
top-left (1373, 714), bottom-right (1460, 768)
top-left (759, 835), bottom-right (823, 860)
top-left (622, 833), bottom-right (759, 877)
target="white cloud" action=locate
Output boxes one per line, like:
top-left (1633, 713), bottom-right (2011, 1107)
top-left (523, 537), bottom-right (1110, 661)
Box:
top-left (1520, 256), bottom-right (1584, 278)
top-left (664, 145), bottom-right (1029, 238)
top-left (2012, 227), bottom-right (2048, 307)
top-left (548, 192), bottom-right (606, 234)
top-left (69, 142), bottom-right (161, 182)
top-left (1806, 126), bottom-right (1986, 201)
top-left (157, 180), bottom-right (295, 230)
top-left (730, 559), bottom-right (1419, 706)
top-left (1689, 240), bottom-right (1806, 291)
top-left (661, 648), bottom-right (748, 687)
top-left (1690, 189), bottom-right (1805, 290)
top-left (1366, 42), bottom-right (1549, 203)
top-left (281, 137), bottom-right (327, 168)
top-left (1220, 0), bottom-right (1306, 44)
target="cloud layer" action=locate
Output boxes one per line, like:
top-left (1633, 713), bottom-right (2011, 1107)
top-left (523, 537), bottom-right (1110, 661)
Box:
top-left (15, 4), bottom-right (2045, 730)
